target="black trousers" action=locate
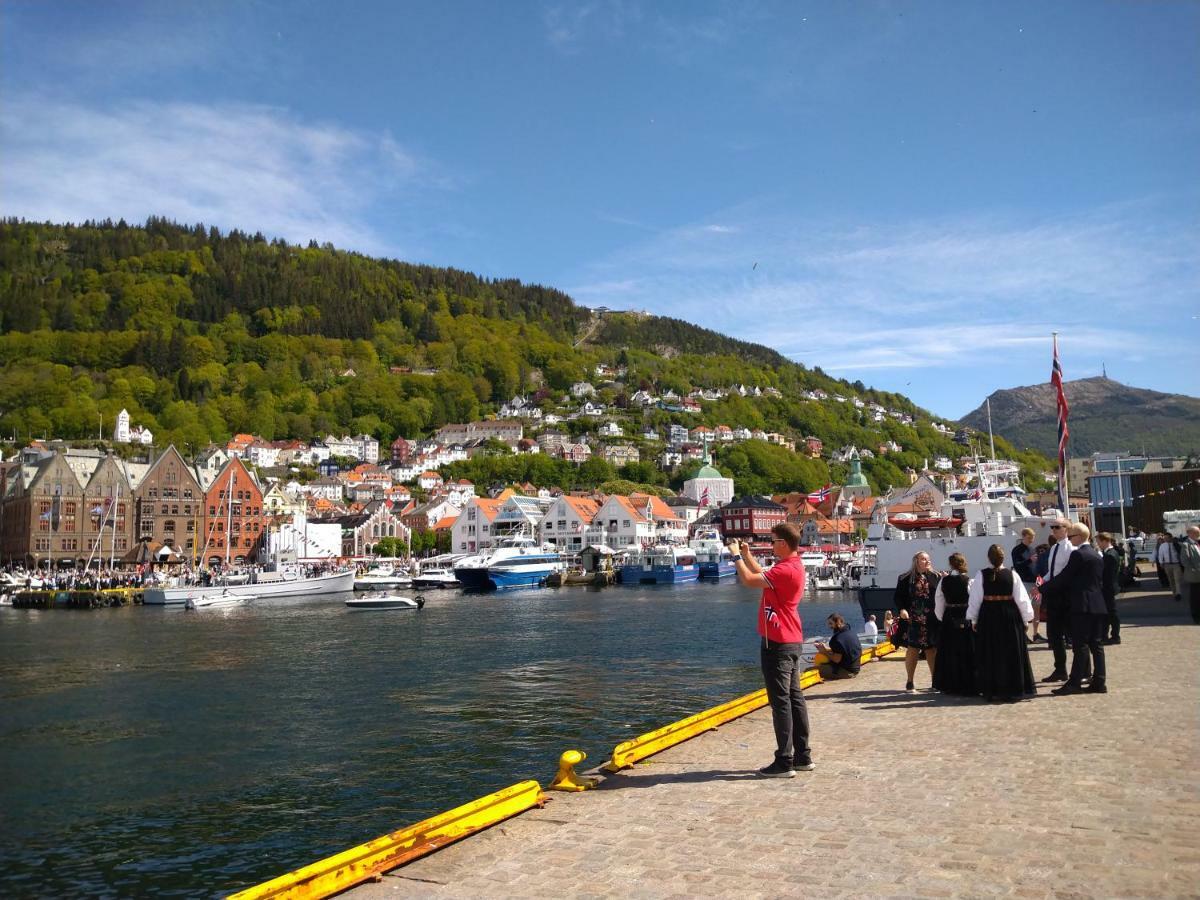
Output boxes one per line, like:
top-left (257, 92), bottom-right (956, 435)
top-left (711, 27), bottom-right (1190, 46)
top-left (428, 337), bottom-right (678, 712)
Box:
top-left (1103, 591), bottom-right (1120, 640)
top-left (1189, 581), bottom-right (1200, 624)
top-left (760, 644), bottom-right (811, 765)
top-left (1045, 599), bottom-right (1070, 673)
top-left (1069, 612), bottom-right (1106, 686)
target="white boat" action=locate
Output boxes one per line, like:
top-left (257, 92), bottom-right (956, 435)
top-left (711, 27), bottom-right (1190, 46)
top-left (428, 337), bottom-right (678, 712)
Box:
top-left (411, 568), bottom-right (461, 589)
top-left (144, 567), bottom-right (355, 606)
top-left (353, 565), bottom-right (413, 591)
top-left (453, 537), bottom-right (564, 591)
top-left (345, 594), bottom-right (424, 611)
top-left (185, 589), bottom-right (252, 610)
top-left (858, 459), bottom-right (1055, 618)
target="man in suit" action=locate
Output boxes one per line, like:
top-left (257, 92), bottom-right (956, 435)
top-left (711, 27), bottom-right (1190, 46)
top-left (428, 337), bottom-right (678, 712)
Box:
top-left (1040, 523), bottom-right (1108, 695)
top-left (1036, 519), bottom-right (1076, 682)
top-left (1096, 532), bottom-right (1121, 644)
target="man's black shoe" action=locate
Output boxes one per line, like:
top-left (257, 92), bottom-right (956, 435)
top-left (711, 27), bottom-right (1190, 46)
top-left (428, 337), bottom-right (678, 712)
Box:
top-left (1031, 634), bottom-right (1047, 643)
top-left (1052, 682), bottom-right (1085, 696)
top-left (1084, 681), bottom-right (1108, 693)
top-left (1102, 637), bottom-right (1121, 645)
top-left (757, 759), bottom-right (795, 778)
top-left (1040, 670), bottom-right (1068, 683)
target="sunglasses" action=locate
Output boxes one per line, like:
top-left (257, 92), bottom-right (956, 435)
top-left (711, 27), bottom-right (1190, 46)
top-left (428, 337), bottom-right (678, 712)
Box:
top-left (1050, 525), bottom-right (1066, 530)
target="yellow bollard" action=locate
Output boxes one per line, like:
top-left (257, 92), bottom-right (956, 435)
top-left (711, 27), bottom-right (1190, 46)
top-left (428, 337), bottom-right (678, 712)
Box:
top-left (548, 749), bottom-right (598, 792)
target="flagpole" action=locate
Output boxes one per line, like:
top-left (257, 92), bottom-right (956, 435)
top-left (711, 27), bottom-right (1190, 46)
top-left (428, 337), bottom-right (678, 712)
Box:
top-left (1052, 332), bottom-right (1071, 520)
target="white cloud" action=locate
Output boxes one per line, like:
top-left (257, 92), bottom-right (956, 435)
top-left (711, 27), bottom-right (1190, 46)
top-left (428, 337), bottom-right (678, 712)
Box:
top-left (0, 96), bottom-right (439, 256)
top-left (565, 199), bottom-right (1200, 408)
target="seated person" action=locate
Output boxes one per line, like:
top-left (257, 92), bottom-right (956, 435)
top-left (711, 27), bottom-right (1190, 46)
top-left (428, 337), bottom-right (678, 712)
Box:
top-left (814, 613), bottom-right (862, 679)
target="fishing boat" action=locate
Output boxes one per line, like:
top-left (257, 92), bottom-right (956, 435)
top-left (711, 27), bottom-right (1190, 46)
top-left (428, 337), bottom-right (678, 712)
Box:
top-left (453, 536), bottom-right (564, 591)
top-left (184, 589), bottom-right (252, 610)
top-left (691, 529), bottom-right (736, 578)
top-left (619, 544), bottom-right (699, 585)
top-left (345, 593), bottom-right (424, 611)
top-left (857, 459), bottom-right (1054, 620)
top-left (353, 564), bottom-right (413, 591)
top-left (144, 567), bottom-right (354, 606)
top-left (545, 544), bottom-right (617, 587)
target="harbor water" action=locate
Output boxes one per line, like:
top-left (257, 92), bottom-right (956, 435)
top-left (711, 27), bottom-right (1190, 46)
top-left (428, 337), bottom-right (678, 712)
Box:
top-left (0, 582), bottom-right (862, 898)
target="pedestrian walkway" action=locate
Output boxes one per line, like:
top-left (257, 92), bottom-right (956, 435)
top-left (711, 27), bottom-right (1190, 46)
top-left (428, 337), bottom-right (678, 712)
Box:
top-left (350, 588), bottom-right (1199, 898)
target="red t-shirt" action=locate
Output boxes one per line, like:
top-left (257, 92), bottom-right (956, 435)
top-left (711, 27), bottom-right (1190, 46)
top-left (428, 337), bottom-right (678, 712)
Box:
top-left (758, 555), bottom-right (805, 644)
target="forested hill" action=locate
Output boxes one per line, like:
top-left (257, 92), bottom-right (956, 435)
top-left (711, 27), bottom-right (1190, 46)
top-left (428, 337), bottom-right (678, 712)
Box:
top-left (0, 218), bottom-right (1047, 493)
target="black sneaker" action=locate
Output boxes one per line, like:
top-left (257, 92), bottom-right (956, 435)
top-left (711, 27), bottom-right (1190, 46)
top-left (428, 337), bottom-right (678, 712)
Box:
top-left (793, 760), bottom-right (815, 772)
top-left (757, 759), bottom-right (795, 778)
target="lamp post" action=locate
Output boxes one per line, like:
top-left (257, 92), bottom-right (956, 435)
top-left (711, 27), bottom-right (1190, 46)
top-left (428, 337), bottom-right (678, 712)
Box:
top-left (1115, 456), bottom-right (1128, 541)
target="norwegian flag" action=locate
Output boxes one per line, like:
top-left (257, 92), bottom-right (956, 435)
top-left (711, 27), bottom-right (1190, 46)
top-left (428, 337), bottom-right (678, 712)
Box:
top-left (806, 483), bottom-right (832, 504)
top-left (699, 486), bottom-right (710, 506)
top-left (1051, 335), bottom-right (1070, 513)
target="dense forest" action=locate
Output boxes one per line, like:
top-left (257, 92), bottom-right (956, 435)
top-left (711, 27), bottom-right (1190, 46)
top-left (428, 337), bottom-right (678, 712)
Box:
top-left (0, 218), bottom-right (1051, 493)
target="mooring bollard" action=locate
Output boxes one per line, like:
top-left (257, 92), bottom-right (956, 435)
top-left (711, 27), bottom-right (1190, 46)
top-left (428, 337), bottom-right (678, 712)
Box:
top-left (549, 749), bottom-right (598, 792)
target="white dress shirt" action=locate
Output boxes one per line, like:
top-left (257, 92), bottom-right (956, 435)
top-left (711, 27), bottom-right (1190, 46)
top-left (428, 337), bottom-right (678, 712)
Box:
top-left (1044, 539), bottom-right (1075, 580)
top-left (1157, 540), bottom-right (1180, 565)
top-left (967, 568), bottom-right (1035, 624)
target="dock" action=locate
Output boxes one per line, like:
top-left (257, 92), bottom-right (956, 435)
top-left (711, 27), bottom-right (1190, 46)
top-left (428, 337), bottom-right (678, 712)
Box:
top-left (281, 588), bottom-right (1200, 898)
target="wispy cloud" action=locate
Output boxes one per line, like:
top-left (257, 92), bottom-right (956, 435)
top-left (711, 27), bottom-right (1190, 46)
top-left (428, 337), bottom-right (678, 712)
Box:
top-left (0, 95), bottom-right (444, 256)
top-left (566, 199), bottom-right (1200, 409)
top-left (543, 1), bottom-right (642, 52)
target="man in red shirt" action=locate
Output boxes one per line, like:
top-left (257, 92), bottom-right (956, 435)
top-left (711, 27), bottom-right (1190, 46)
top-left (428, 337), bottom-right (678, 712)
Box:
top-left (730, 522), bottom-right (812, 778)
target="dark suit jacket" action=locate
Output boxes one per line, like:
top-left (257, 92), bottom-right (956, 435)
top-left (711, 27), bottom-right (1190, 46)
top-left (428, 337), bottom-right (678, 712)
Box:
top-left (1101, 547), bottom-right (1120, 603)
top-left (1041, 543), bottom-right (1106, 615)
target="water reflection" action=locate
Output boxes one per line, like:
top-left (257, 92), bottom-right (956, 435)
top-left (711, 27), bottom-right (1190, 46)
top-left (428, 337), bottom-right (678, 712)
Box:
top-left (0, 582), bottom-right (861, 897)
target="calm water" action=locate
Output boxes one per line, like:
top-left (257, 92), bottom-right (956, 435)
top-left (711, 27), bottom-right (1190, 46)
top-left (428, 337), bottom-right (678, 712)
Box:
top-left (0, 582), bottom-right (861, 898)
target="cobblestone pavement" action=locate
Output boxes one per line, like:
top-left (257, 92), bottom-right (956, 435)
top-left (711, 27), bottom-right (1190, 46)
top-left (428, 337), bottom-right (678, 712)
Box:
top-left (349, 589), bottom-right (1199, 899)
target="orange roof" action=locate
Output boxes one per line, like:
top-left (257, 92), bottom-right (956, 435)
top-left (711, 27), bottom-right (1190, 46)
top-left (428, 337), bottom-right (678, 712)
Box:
top-left (630, 493), bottom-right (681, 522)
top-left (473, 498), bottom-right (504, 522)
top-left (562, 496), bottom-right (602, 522)
top-left (611, 495), bottom-right (647, 523)
top-left (432, 515), bottom-right (457, 531)
top-left (420, 470), bottom-right (441, 479)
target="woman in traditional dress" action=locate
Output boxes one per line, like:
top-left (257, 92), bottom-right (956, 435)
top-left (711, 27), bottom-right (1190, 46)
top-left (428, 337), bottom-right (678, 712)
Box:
top-left (932, 551), bottom-right (974, 695)
top-left (967, 544), bottom-right (1036, 702)
top-left (895, 551), bottom-right (941, 692)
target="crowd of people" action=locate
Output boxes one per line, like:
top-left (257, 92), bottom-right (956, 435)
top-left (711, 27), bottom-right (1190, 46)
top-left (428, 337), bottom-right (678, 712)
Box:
top-left (885, 519), bottom-right (1120, 700)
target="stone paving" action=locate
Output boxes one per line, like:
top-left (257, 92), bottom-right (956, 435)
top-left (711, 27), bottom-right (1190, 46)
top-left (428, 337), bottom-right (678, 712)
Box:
top-left (349, 588), bottom-right (1199, 899)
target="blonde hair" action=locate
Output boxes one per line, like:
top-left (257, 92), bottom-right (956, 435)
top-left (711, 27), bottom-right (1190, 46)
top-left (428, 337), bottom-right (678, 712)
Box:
top-left (1021, 527), bottom-right (1035, 539)
top-left (1069, 523), bottom-right (1091, 541)
top-left (907, 550), bottom-right (932, 581)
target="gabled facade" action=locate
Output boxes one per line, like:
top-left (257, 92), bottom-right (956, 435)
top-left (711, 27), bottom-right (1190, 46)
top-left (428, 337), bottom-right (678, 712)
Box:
top-left (200, 457), bottom-right (264, 567)
top-left (133, 445), bottom-right (204, 559)
top-left (451, 496), bottom-right (504, 554)
top-left (539, 496), bottom-right (601, 550)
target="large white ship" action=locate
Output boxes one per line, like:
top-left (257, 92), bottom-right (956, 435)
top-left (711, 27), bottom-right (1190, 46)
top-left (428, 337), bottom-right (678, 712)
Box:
top-left (144, 567), bottom-right (354, 606)
top-left (858, 460), bottom-right (1056, 619)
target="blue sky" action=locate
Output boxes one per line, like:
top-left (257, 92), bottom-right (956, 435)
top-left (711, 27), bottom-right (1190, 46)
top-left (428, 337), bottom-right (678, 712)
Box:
top-left (2, 0), bottom-right (1197, 419)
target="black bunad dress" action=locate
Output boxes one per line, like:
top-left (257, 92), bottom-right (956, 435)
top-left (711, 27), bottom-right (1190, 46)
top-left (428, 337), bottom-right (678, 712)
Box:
top-left (933, 573), bottom-right (975, 695)
top-left (973, 568), bottom-right (1036, 702)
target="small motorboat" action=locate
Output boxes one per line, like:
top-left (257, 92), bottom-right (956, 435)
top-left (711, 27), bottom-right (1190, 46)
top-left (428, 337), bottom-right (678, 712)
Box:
top-left (411, 568), bottom-right (460, 589)
top-left (353, 565), bottom-right (413, 591)
top-left (185, 590), bottom-right (252, 610)
top-left (345, 594), bottom-right (424, 611)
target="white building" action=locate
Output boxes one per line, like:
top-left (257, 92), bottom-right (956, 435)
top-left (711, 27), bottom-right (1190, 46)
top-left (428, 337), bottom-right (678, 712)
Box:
top-left (539, 495), bottom-right (602, 550)
top-left (451, 496), bottom-right (505, 554)
top-left (113, 408), bottom-right (131, 443)
top-left (682, 456), bottom-right (735, 509)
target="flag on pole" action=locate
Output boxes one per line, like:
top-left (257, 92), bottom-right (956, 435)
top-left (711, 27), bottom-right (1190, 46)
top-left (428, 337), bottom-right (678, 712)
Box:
top-left (1051, 335), bottom-right (1070, 514)
top-left (700, 486), bottom-right (710, 507)
top-left (806, 483), bottom-right (832, 504)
